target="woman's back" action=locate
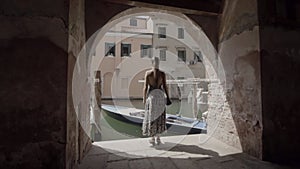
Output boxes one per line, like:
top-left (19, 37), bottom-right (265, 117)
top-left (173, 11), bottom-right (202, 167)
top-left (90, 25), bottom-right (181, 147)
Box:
top-left (146, 69), bottom-right (164, 89)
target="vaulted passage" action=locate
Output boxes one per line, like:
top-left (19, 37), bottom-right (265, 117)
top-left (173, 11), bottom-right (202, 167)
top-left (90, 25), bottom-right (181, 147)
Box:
top-left (1, 0), bottom-right (300, 168)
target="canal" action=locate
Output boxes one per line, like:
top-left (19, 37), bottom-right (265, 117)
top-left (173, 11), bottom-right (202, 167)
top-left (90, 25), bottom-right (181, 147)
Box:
top-left (98, 99), bottom-right (203, 141)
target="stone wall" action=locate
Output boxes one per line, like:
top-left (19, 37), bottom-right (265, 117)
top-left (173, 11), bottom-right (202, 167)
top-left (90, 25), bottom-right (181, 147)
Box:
top-left (207, 0), bottom-right (262, 158)
top-left (86, 0), bottom-right (264, 158)
top-left (0, 1), bottom-right (69, 168)
top-left (258, 0), bottom-right (300, 165)
top-left (85, 0), bottom-right (131, 39)
top-left (2, 0), bottom-right (298, 167)
top-left (67, 0), bottom-right (91, 168)
top-left (186, 14), bottom-right (219, 50)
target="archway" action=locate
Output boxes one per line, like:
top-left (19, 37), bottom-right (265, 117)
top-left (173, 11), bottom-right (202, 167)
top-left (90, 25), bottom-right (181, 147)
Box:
top-left (68, 0), bottom-right (266, 167)
top-left (72, 6), bottom-right (241, 156)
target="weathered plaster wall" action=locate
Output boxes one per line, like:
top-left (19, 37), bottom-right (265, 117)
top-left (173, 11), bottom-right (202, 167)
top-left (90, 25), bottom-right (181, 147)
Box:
top-left (67, 0), bottom-right (92, 168)
top-left (186, 14), bottom-right (219, 50)
top-left (258, 1), bottom-right (300, 165)
top-left (207, 0), bottom-right (262, 158)
top-left (260, 27), bottom-right (300, 165)
top-left (85, 0), bottom-right (131, 40)
top-left (0, 1), bottom-right (69, 168)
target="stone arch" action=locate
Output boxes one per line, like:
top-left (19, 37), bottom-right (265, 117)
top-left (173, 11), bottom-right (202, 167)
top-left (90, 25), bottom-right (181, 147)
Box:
top-left (84, 6), bottom-right (232, 143)
top-left (73, 6), bottom-right (248, 156)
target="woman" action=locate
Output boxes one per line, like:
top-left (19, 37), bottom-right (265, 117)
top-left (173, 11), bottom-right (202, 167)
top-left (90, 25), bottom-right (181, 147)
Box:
top-left (142, 57), bottom-right (171, 145)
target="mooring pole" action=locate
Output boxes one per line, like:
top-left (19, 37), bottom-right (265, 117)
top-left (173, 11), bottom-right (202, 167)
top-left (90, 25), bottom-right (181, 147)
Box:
top-left (193, 83), bottom-right (198, 119)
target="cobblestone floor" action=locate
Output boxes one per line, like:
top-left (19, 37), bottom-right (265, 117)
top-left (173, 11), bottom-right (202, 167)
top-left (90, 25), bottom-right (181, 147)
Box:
top-left (78, 135), bottom-right (296, 169)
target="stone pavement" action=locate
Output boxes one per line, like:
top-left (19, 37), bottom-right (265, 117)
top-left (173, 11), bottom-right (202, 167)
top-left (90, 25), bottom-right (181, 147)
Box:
top-left (78, 134), bottom-right (295, 169)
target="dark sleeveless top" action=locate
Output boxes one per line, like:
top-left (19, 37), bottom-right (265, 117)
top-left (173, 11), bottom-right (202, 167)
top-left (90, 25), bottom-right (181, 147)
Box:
top-left (148, 85), bottom-right (163, 96)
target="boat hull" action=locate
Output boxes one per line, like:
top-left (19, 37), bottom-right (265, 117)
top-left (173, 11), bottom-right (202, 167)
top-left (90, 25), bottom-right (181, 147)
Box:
top-left (101, 104), bottom-right (207, 135)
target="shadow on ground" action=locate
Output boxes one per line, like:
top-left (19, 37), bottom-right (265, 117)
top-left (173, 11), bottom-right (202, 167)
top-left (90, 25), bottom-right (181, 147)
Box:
top-left (78, 143), bottom-right (297, 169)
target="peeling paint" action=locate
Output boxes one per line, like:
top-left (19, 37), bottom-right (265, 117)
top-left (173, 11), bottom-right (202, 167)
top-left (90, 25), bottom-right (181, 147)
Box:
top-left (219, 0), bottom-right (258, 42)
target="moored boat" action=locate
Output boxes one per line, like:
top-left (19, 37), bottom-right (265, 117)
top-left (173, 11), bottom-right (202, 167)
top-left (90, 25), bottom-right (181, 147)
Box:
top-left (101, 104), bottom-right (207, 134)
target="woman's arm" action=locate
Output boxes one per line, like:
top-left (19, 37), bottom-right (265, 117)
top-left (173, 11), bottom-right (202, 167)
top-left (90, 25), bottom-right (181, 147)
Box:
top-left (143, 72), bottom-right (149, 104)
top-left (162, 72), bottom-right (170, 99)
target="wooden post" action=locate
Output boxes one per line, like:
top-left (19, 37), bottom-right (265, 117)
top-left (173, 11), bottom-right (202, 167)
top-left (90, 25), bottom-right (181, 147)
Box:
top-left (91, 70), bottom-right (102, 141)
top-left (95, 70), bottom-right (102, 109)
top-left (193, 83), bottom-right (198, 119)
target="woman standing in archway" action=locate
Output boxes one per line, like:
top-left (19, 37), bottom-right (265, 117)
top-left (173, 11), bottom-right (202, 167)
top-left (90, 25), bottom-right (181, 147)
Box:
top-left (142, 57), bottom-right (171, 145)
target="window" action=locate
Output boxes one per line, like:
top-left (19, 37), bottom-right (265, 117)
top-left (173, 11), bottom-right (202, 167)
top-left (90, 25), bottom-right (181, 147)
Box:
top-left (158, 27), bottom-right (166, 38)
top-left (159, 49), bottom-right (166, 61)
top-left (130, 18), bottom-right (137, 26)
top-left (105, 42), bottom-right (115, 56)
top-left (177, 50), bottom-right (186, 62)
top-left (194, 51), bottom-right (203, 62)
top-left (121, 43), bottom-right (131, 57)
top-left (178, 28), bottom-right (184, 39)
top-left (141, 45), bottom-right (152, 58)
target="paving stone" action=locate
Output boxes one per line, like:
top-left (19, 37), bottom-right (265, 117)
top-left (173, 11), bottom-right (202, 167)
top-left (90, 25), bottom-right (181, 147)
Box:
top-left (87, 146), bottom-right (112, 156)
top-left (78, 154), bottom-right (108, 169)
top-left (171, 158), bottom-right (202, 169)
top-left (107, 153), bottom-right (128, 162)
top-left (177, 145), bottom-right (218, 157)
top-left (169, 152), bottom-right (192, 159)
top-left (153, 151), bottom-right (185, 159)
top-left (230, 153), bottom-right (294, 169)
top-left (193, 159), bottom-right (223, 169)
top-left (77, 136), bottom-right (296, 169)
top-left (148, 157), bottom-right (178, 169)
top-left (212, 155), bottom-right (235, 163)
top-left (168, 146), bottom-right (183, 152)
top-left (106, 160), bottom-right (130, 169)
top-left (129, 158), bottom-right (153, 169)
top-left (220, 159), bottom-right (251, 169)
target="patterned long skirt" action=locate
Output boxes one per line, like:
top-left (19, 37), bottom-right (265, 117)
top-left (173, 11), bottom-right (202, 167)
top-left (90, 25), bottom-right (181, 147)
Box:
top-left (142, 95), bottom-right (167, 137)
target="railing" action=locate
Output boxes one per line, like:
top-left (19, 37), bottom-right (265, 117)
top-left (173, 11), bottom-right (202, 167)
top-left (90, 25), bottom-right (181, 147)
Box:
top-left (138, 78), bottom-right (219, 119)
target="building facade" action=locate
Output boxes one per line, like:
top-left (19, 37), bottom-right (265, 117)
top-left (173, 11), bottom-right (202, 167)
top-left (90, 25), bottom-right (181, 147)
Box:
top-left (92, 15), bottom-right (207, 99)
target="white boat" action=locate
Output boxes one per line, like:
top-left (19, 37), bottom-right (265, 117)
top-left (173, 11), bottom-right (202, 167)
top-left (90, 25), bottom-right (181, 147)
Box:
top-left (101, 104), bottom-right (207, 134)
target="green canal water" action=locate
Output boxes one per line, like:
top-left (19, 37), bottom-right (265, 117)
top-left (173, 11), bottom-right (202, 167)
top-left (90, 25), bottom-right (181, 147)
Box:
top-left (99, 99), bottom-right (203, 141)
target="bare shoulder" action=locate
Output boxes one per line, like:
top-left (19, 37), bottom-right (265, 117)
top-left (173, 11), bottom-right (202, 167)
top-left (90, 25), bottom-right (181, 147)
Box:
top-left (145, 70), bottom-right (153, 76)
top-left (159, 70), bottom-right (166, 77)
